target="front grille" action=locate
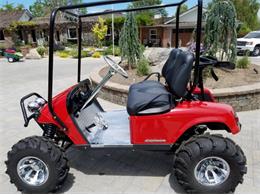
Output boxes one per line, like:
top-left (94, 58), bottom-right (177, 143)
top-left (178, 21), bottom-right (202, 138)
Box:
top-left (237, 41), bottom-right (246, 46)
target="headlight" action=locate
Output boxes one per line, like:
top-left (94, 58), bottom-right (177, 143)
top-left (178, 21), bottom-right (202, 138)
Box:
top-left (35, 98), bottom-right (46, 106)
top-left (27, 98), bottom-right (46, 113)
top-left (246, 41), bottom-right (253, 45)
top-left (27, 101), bottom-right (41, 113)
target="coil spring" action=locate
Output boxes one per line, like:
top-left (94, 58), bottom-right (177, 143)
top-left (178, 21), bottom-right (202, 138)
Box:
top-left (44, 124), bottom-right (56, 139)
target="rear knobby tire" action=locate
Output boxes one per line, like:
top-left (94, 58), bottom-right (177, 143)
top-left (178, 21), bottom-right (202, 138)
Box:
top-left (172, 134), bottom-right (247, 193)
top-left (5, 136), bottom-right (69, 193)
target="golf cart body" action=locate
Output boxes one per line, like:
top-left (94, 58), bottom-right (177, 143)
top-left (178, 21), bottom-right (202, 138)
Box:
top-left (4, 49), bottom-right (23, 63)
top-left (6, 0), bottom-right (247, 193)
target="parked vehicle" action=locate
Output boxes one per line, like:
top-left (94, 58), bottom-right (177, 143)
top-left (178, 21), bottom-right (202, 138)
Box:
top-left (4, 49), bottom-right (24, 63)
top-left (5, 0), bottom-right (247, 194)
top-left (237, 31), bottom-right (260, 56)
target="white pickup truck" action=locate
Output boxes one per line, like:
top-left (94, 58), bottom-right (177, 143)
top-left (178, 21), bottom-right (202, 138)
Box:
top-left (237, 31), bottom-right (260, 56)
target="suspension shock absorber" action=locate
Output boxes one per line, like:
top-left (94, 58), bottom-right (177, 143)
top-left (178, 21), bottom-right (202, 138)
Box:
top-left (43, 124), bottom-right (56, 139)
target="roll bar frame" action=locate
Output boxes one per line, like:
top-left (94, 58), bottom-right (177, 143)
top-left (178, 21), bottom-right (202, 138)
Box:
top-left (48, 0), bottom-right (203, 130)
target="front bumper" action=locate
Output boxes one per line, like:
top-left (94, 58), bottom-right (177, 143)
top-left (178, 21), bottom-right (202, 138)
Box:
top-left (237, 46), bottom-right (255, 52)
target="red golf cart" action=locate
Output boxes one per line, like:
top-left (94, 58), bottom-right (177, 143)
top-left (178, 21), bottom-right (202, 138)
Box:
top-left (5, 0), bottom-right (246, 193)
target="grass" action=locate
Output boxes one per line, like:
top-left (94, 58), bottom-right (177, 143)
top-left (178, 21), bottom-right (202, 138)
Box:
top-left (237, 55), bottom-right (250, 69)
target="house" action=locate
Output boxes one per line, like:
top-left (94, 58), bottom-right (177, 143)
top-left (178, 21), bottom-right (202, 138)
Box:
top-left (0, 8), bottom-right (122, 48)
top-left (139, 6), bottom-right (207, 48)
top-left (0, 9), bottom-right (33, 48)
top-left (31, 12), bottom-right (122, 46)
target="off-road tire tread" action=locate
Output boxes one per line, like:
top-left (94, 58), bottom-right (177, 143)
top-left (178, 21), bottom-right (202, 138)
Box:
top-left (5, 136), bottom-right (69, 193)
top-left (173, 134), bottom-right (247, 194)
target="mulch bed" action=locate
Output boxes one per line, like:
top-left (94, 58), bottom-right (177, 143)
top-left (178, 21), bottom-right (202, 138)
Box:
top-left (99, 64), bottom-right (260, 89)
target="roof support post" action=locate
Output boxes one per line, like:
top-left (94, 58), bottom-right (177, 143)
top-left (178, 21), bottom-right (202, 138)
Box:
top-left (77, 18), bottom-right (82, 83)
top-left (175, 5), bottom-right (181, 48)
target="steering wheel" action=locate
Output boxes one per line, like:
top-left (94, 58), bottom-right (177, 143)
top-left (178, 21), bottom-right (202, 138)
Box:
top-left (103, 56), bottom-right (128, 78)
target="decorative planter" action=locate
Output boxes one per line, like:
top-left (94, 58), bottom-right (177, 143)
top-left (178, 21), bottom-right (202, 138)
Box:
top-left (90, 66), bottom-right (260, 112)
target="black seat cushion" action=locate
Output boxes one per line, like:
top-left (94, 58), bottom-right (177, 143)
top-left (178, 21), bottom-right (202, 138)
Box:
top-left (127, 81), bottom-right (172, 116)
top-left (126, 49), bottom-right (194, 116)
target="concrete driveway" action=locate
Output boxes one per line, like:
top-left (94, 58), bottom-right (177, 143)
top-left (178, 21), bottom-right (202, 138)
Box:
top-left (250, 56), bottom-right (260, 66)
top-left (0, 57), bottom-right (259, 193)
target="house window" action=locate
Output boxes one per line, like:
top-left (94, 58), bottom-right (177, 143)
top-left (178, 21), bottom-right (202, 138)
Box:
top-left (107, 27), bottom-right (112, 36)
top-left (31, 30), bottom-right (36, 42)
top-left (0, 30), bottom-right (4, 40)
top-left (68, 28), bottom-right (77, 39)
top-left (149, 29), bottom-right (157, 40)
top-left (17, 29), bottom-right (24, 41)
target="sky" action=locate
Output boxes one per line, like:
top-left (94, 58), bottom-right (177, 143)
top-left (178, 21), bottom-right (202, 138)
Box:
top-left (0, 0), bottom-right (212, 16)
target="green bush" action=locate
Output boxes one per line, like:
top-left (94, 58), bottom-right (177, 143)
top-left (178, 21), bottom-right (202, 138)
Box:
top-left (104, 45), bottom-right (121, 56)
top-left (69, 49), bottom-right (78, 58)
top-left (92, 51), bottom-right (101, 58)
top-left (36, 46), bottom-right (46, 57)
top-left (237, 55), bottom-right (250, 69)
top-left (0, 43), bottom-right (5, 56)
top-left (137, 57), bottom-right (150, 76)
top-left (81, 50), bottom-right (89, 58)
top-left (0, 43), bottom-right (5, 50)
top-left (70, 49), bottom-right (92, 58)
top-left (57, 51), bottom-right (70, 58)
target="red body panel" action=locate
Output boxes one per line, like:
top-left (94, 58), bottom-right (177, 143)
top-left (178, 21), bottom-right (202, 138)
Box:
top-left (193, 87), bottom-right (216, 102)
top-left (37, 87), bottom-right (87, 145)
top-left (36, 86), bottom-right (239, 146)
top-left (130, 101), bottom-right (239, 145)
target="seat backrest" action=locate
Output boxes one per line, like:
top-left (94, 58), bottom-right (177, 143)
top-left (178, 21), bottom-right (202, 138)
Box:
top-left (165, 50), bottom-right (194, 98)
top-left (161, 49), bottom-right (182, 77)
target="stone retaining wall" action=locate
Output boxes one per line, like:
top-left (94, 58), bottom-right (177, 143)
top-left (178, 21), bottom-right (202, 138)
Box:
top-left (91, 68), bottom-right (260, 112)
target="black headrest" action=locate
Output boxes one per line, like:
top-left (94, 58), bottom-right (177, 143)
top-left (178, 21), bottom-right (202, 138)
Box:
top-left (165, 50), bottom-right (194, 98)
top-left (162, 49), bottom-right (182, 77)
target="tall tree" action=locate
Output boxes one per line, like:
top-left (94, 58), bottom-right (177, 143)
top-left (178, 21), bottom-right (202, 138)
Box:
top-left (29, 0), bottom-right (87, 17)
top-left (0, 2), bottom-right (25, 11)
top-left (175, 4), bottom-right (188, 16)
top-left (131, 0), bottom-right (167, 26)
top-left (204, 0), bottom-right (237, 63)
top-left (179, 4), bottom-right (188, 14)
top-left (92, 17), bottom-right (108, 48)
top-left (29, 0), bottom-right (45, 17)
top-left (119, 12), bottom-right (142, 69)
top-left (208, 0), bottom-right (260, 37)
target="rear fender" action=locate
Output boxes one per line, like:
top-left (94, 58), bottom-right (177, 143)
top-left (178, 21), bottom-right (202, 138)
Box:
top-left (172, 101), bottom-right (240, 143)
top-left (130, 101), bottom-right (240, 145)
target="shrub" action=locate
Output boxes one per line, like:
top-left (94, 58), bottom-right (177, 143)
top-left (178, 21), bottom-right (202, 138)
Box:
top-left (0, 43), bottom-right (5, 56)
top-left (137, 57), bottom-right (150, 76)
top-left (69, 49), bottom-right (78, 58)
top-left (81, 50), bottom-right (89, 58)
top-left (0, 43), bottom-right (5, 50)
top-left (237, 55), bottom-right (250, 69)
top-left (104, 45), bottom-right (121, 56)
top-left (70, 49), bottom-right (92, 58)
top-left (57, 51), bottom-right (70, 58)
top-left (36, 46), bottom-right (46, 57)
top-left (92, 51), bottom-right (101, 58)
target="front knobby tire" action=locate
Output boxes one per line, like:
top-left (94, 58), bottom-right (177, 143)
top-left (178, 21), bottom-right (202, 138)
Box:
top-left (5, 136), bottom-right (69, 193)
top-left (172, 134), bottom-right (247, 194)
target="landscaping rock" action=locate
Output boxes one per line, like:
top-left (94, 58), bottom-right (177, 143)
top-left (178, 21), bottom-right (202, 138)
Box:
top-left (144, 47), bottom-right (171, 66)
top-left (25, 48), bottom-right (41, 59)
